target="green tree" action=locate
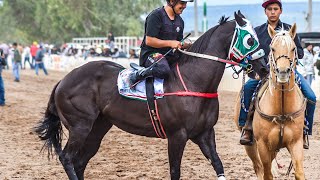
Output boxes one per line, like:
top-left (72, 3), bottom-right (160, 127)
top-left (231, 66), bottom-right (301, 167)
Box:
top-left (0, 0), bottom-right (162, 44)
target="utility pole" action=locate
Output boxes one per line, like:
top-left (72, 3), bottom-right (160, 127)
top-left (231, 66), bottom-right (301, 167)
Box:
top-left (194, 0), bottom-right (199, 37)
top-left (306, 0), bottom-right (312, 32)
top-left (202, 0), bottom-right (208, 33)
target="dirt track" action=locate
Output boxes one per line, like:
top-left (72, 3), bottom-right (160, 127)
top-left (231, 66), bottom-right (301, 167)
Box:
top-left (0, 68), bottom-right (319, 180)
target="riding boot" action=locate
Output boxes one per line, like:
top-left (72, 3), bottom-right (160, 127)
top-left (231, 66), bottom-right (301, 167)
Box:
top-left (240, 127), bottom-right (253, 146)
top-left (129, 67), bottom-right (153, 86)
top-left (303, 134), bottom-right (309, 149)
top-left (240, 102), bottom-right (255, 146)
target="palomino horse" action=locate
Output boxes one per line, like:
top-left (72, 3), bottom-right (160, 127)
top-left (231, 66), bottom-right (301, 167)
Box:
top-left (234, 24), bottom-right (306, 180)
top-left (35, 11), bottom-right (267, 180)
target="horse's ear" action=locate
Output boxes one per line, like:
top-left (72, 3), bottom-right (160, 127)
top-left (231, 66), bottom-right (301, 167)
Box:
top-left (234, 11), bottom-right (246, 26)
top-left (237, 10), bottom-right (245, 19)
top-left (268, 25), bottom-right (277, 39)
top-left (289, 23), bottom-right (297, 39)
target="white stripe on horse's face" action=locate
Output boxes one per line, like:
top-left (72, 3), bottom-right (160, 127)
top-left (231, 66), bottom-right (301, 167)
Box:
top-left (270, 30), bottom-right (296, 84)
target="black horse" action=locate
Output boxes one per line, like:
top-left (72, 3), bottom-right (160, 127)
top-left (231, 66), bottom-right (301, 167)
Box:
top-left (35, 11), bottom-right (267, 180)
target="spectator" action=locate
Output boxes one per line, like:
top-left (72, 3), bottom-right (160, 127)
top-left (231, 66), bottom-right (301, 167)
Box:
top-left (12, 42), bottom-right (22, 82)
top-left (35, 45), bottom-right (48, 76)
top-left (111, 47), bottom-right (119, 59)
top-left (30, 41), bottom-right (38, 69)
top-left (102, 47), bottom-right (111, 57)
top-left (0, 42), bottom-right (10, 69)
top-left (107, 32), bottom-right (115, 50)
top-left (129, 49), bottom-right (138, 59)
top-left (314, 46), bottom-right (320, 76)
top-left (0, 48), bottom-right (5, 106)
top-left (301, 43), bottom-right (315, 85)
top-left (23, 45), bottom-right (33, 69)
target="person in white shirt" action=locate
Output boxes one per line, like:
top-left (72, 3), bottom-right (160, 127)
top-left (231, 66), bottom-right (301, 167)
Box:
top-left (22, 45), bottom-right (33, 69)
top-left (301, 43), bottom-right (315, 85)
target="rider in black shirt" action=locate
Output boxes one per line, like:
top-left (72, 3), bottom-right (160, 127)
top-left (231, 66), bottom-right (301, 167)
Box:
top-left (130, 0), bottom-right (193, 85)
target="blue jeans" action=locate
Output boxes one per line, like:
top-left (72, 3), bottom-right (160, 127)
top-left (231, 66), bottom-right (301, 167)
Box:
top-left (13, 62), bottom-right (21, 80)
top-left (0, 68), bottom-right (5, 105)
top-left (239, 79), bottom-right (259, 127)
top-left (24, 56), bottom-right (34, 69)
top-left (296, 71), bottom-right (316, 135)
top-left (304, 74), bottom-right (313, 86)
top-left (239, 71), bottom-right (316, 135)
top-left (4, 54), bottom-right (9, 69)
top-left (35, 62), bottom-right (48, 75)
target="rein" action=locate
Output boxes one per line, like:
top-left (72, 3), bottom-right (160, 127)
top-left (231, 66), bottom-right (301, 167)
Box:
top-left (177, 48), bottom-right (251, 70)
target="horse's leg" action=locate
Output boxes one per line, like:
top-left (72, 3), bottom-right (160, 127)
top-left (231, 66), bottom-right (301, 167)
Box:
top-left (256, 140), bottom-right (273, 180)
top-left (244, 144), bottom-right (264, 180)
top-left (167, 129), bottom-right (188, 180)
top-left (59, 129), bottom-right (90, 180)
top-left (288, 141), bottom-right (305, 180)
top-left (58, 112), bottom-right (99, 180)
top-left (73, 116), bottom-right (113, 180)
top-left (191, 128), bottom-right (225, 180)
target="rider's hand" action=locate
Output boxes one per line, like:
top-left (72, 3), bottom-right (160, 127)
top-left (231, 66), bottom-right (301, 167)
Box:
top-left (170, 41), bottom-right (182, 49)
top-left (181, 42), bottom-right (192, 49)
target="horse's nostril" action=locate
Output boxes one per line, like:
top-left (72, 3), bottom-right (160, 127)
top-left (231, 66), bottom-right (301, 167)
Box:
top-left (286, 68), bottom-right (291, 73)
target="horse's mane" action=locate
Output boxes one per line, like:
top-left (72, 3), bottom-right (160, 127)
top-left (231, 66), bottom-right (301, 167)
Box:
top-left (272, 30), bottom-right (296, 52)
top-left (189, 16), bottom-right (230, 53)
top-left (177, 16), bottom-right (232, 65)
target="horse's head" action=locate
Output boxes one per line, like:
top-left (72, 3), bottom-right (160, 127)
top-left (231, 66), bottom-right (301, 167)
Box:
top-left (229, 11), bottom-right (268, 79)
top-left (268, 24), bottom-right (297, 84)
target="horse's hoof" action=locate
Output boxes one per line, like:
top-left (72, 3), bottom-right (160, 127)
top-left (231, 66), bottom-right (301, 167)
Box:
top-left (218, 175), bottom-right (226, 180)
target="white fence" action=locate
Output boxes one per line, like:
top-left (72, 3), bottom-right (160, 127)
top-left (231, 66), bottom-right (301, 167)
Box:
top-left (13, 54), bottom-right (320, 99)
top-left (72, 36), bottom-right (140, 54)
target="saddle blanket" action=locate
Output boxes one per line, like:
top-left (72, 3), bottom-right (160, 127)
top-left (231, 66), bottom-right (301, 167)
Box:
top-left (117, 69), bottom-right (164, 101)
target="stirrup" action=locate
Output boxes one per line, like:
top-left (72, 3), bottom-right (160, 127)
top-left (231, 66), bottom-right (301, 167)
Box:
top-left (130, 63), bottom-right (144, 71)
top-left (240, 128), bottom-right (253, 146)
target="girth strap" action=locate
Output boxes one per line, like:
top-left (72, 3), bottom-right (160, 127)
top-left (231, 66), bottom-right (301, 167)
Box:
top-left (146, 77), bottom-right (167, 139)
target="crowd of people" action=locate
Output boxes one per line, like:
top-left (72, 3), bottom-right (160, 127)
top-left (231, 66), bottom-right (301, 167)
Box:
top-left (0, 38), bottom-right (143, 107)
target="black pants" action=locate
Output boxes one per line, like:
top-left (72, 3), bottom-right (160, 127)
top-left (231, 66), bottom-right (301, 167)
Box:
top-left (144, 53), bottom-right (170, 79)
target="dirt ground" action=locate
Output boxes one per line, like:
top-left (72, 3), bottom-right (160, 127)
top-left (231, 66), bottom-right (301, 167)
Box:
top-left (0, 68), bottom-right (319, 180)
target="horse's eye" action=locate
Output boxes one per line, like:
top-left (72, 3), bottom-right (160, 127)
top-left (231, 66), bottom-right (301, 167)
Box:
top-left (291, 47), bottom-right (296, 52)
top-left (271, 47), bottom-right (275, 52)
top-left (243, 34), bottom-right (254, 49)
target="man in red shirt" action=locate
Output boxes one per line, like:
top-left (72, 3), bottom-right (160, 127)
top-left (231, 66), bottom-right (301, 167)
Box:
top-left (30, 41), bottom-right (39, 69)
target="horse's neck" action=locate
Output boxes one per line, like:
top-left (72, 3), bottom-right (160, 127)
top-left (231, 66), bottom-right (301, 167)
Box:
top-left (175, 59), bottom-right (226, 93)
top-left (265, 76), bottom-right (304, 114)
top-left (171, 23), bottom-right (233, 93)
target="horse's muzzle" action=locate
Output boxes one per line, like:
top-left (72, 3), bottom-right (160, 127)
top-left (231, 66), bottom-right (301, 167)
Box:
top-left (276, 68), bottom-right (291, 83)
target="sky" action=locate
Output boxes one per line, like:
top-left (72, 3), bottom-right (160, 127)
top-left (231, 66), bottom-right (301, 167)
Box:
top-left (192, 0), bottom-right (320, 6)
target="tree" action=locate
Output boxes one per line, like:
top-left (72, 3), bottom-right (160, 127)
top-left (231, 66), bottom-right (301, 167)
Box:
top-left (0, 0), bottom-right (162, 44)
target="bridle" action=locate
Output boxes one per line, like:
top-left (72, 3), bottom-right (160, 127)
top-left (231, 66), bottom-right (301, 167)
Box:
top-left (269, 33), bottom-right (297, 91)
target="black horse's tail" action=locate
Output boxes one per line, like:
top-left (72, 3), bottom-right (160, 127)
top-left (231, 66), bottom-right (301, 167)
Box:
top-left (34, 81), bottom-right (63, 159)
